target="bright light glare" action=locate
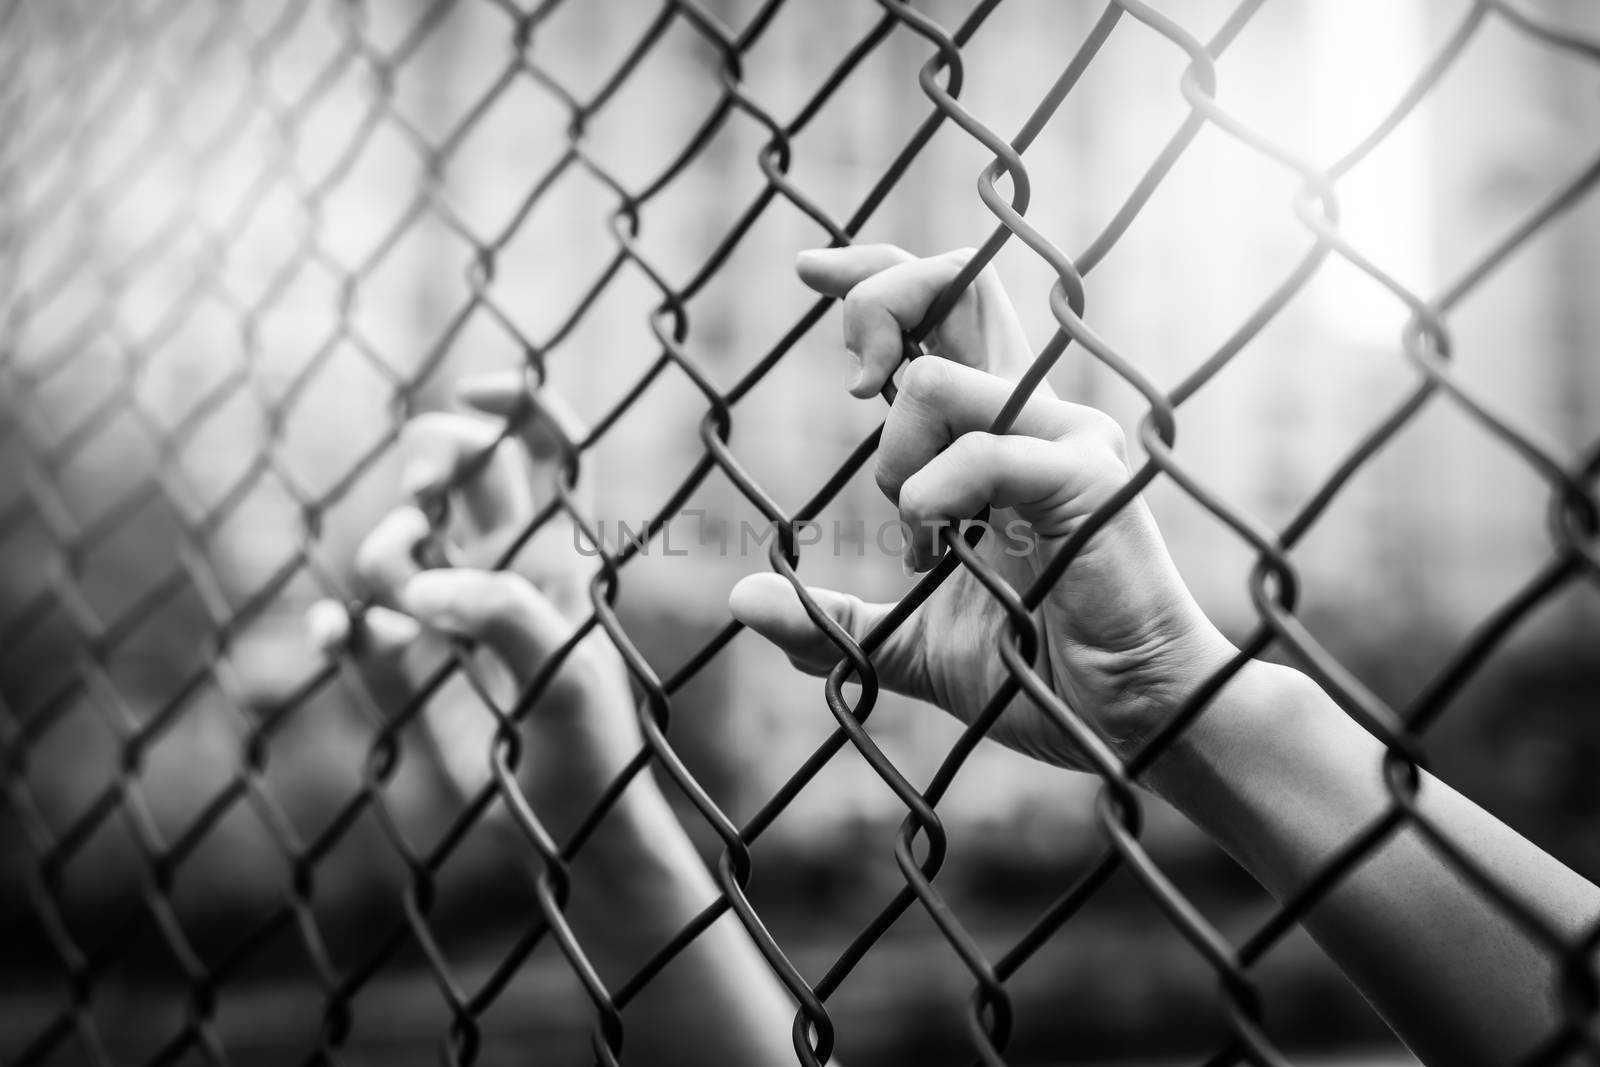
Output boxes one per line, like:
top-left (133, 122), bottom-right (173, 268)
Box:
top-left (1307, 3), bottom-right (1437, 347)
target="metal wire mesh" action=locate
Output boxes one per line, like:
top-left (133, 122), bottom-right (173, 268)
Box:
top-left (2, 1), bottom-right (1598, 1065)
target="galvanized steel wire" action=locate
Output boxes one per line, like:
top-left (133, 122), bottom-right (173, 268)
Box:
top-left (2, 1), bottom-right (1599, 1065)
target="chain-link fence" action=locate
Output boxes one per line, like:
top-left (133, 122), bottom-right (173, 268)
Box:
top-left (3, 1), bottom-right (1599, 1065)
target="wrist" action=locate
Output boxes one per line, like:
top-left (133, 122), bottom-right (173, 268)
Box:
top-left (1140, 659), bottom-right (1388, 890)
top-left (569, 770), bottom-right (719, 912)
top-left (1095, 611), bottom-right (1238, 759)
top-left (1140, 657), bottom-right (1314, 802)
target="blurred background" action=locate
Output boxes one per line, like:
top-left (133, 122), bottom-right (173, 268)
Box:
top-left (2, 0), bottom-right (1599, 1064)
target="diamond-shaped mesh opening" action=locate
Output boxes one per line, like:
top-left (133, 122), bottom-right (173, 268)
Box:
top-left (474, 165), bottom-right (633, 348)
top-left (4, 3), bottom-right (1600, 1066)
top-left (314, 126), bottom-right (435, 279)
top-left (435, 75), bottom-right (573, 239)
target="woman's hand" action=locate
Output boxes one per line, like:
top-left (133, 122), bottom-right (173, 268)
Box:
top-left (308, 375), bottom-right (803, 1063)
top-left (306, 372), bottom-right (642, 844)
top-left (729, 245), bottom-right (1236, 768)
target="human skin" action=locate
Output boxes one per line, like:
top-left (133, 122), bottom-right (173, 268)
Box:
top-left (314, 247), bottom-right (1599, 1066)
top-left (728, 244), bottom-right (1600, 1067)
top-left (307, 375), bottom-right (797, 1066)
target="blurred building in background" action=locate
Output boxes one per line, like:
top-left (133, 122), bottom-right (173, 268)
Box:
top-left (3, 1), bottom-right (1599, 1064)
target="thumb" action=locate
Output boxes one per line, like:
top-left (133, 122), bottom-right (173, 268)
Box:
top-left (728, 573), bottom-right (927, 700)
top-left (398, 569), bottom-right (598, 700)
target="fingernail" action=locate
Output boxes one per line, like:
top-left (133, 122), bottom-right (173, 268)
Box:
top-left (901, 551), bottom-right (920, 579)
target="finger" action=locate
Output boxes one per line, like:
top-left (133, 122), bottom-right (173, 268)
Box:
top-left (800, 247), bottom-right (1035, 397)
top-left (897, 431), bottom-right (1127, 571)
top-left (306, 598), bottom-right (352, 654)
top-left (307, 599), bottom-right (422, 663)
top-left (353, 506), bottom-right (431, 605)
top-left (310, 593), bottom-right (506, 800)
top-left (306, 598), bottom-right (435, 720)
top-left (399, 568), bottom-right (608, 704)
top-left (457, 371), bottom-right (593, 515)
top-left (943, 257), bottom-right (1042, 386)
top-left (842, 249), bottom-right (1008, 396)
top-left (458, 373), bottom-right (596, 616)
top-left (400, 412), bottom-right (535, 535)
top-left (876, 358), bottom-right (1108, 506)
top-left (728, 573), bottom-right (931, 702)
top-left (794, 243), bottom-right (916, 299)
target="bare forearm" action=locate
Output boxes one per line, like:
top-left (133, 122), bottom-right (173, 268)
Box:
top-left (1148, 661), bottom-right (1600, 1066)
top-left (568, 780), bottom-right (798, 1067)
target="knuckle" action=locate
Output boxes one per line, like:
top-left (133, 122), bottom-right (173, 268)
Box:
top-left (873, 457), bottom-right (902, 503)
top-left (843, 260), bottom-right (911, 322)
top-left (829, 593), bottom-right (860, 639)
top-left (950, 430), bottom-right (992, 465)
top-left (945, 246), bottom-right (998, 292)
top-left (475, 570), bottom-right (527, 617)
top-left (953, 428), bottom-right (990, 451)
top-left (1082, 438), bottom-right (1128, 476)
top-left (1079, 440), bottom-right (1131, 491)
top-left (840, 282), bottom-right (881, 335)
top-left (899, 355), bottom-right (953, 402)
top-left (1079, 408), bottom-right (1127, 454)
top-left (897, 473), bottom-right (936, 523)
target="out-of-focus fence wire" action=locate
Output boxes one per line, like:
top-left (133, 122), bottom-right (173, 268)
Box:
top-left (2, 1), bottom-right (1599, 1065)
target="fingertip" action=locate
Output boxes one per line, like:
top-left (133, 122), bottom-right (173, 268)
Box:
top-left (309, 600), bottom-right (421, 663)
top-left (354, 506), bottom-right (433, 598)
top-left (457, 373), bottom-right (587, 450)
top-left (731, 574), bottom-right (823, 650)
top-left (455, 371), bottom-right (523, 415)
top-left (850, 348), bottom-right (901, 398)
top-left (728, 571), bottom-right (789, 621)
top-left (849, 369), bottom-right (885, 399)
top-left (306, 599), bottom-right (351, 654)
top-left (376, 504), bottom-right (431, 547)
top-left (730, 575), bottom-right (880, 678)
top-left (796, 247), bottom-right (852, 297)
top-left (795, 246), bottom-right (839, 267)
top-left (361, 605), bottom-right (423, 655)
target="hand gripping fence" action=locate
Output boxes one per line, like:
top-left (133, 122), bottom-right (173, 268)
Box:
top-left (2, 1), bottom-right (1599, 1066)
